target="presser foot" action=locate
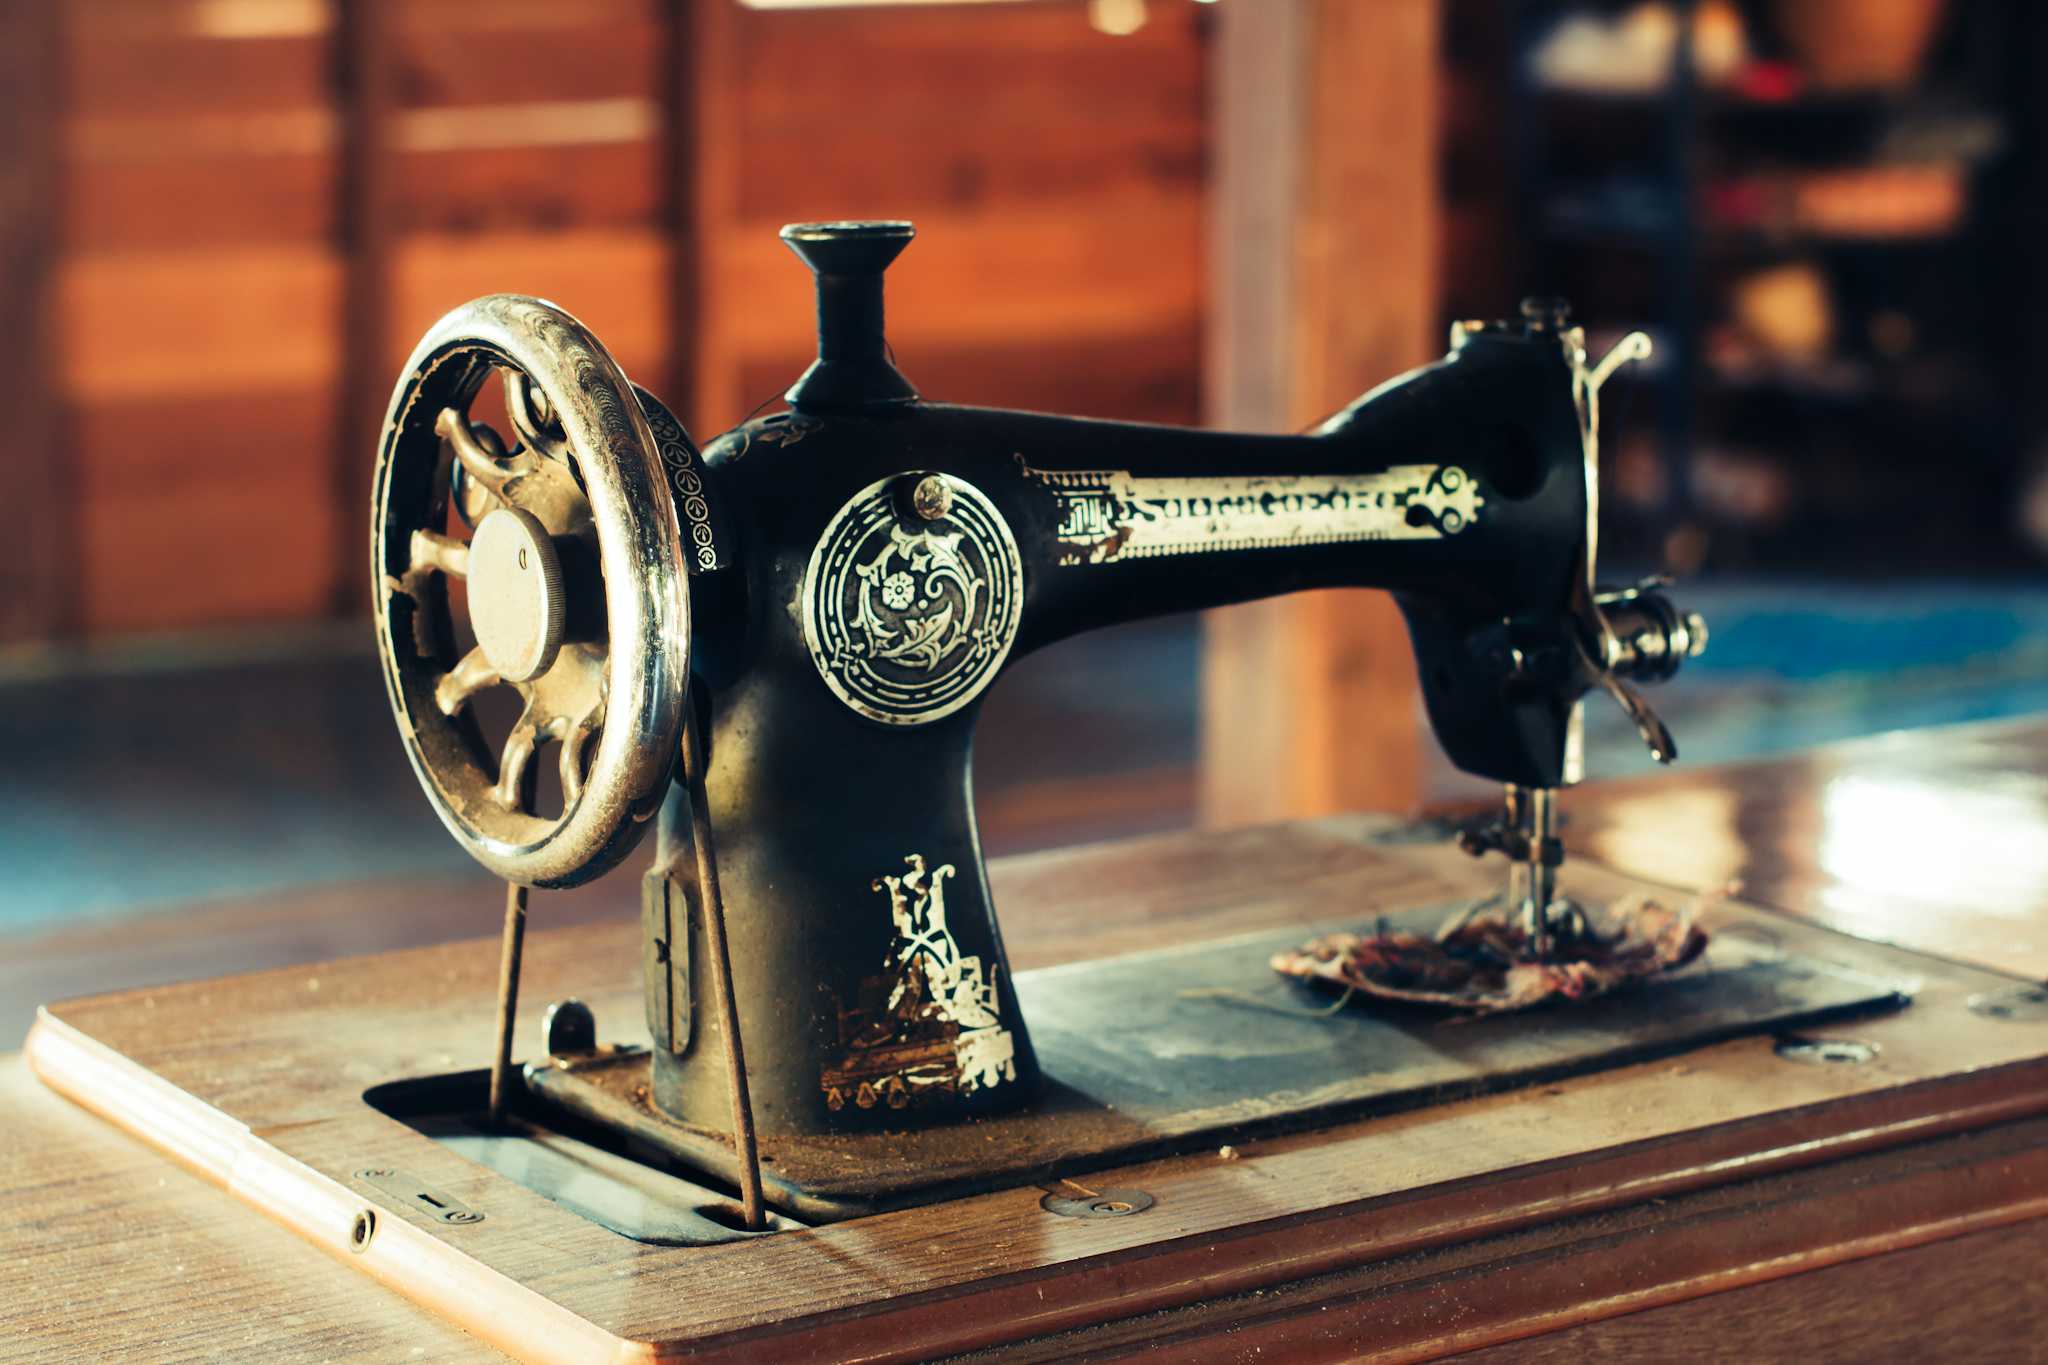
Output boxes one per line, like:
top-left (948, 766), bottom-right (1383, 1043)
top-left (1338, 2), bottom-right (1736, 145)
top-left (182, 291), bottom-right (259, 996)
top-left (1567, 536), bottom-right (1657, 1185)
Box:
top-left (1515, 894), bottom-right (1590, 955)
top-left (1457, 783), bottom-right (1581, 960)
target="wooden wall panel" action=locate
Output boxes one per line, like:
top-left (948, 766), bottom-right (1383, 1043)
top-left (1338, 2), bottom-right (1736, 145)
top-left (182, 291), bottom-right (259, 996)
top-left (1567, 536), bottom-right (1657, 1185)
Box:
top-left (60, 242), bottom-right (342, 632)
top-left (68, 155), bottom-right (336, 250)
top-left (34, 0), bottom-right (1211, 640)
top-left (712, 190), bottom-right (1201, 423)
top-left (389, 230), bottom-right (671, 384)
top-left (678, 0), bottom-right (744, 424)
top-left (64, 10), bottom-right (335, 249)
top-left (393, 143), bottom-right (662, 236)
top-left (59, 249), bottom-right (342, 402)
top-left (356, 4), bottom-right (672, 604)
top-left (732, 4), bottom-right (1203, 223)
top-left (57, 3), bottom-right (343, 635)
top-left (336, 0), bottom-right (394, 617)
top-left (696, 0), bottom-right (1207, 431)
top-left (392, 0), bottom-right (657, 35)
top-left (720, 196), bottom-right (1199, 353)
top-left (64, 0), bottom-right (329, 38)
top-left (741, 327), bottom-right (1202, 423)
top-left (71, 393), bottom-right (339, 633)
top-left (387, 3), bottom-right (666, 236)
top-left (66, 33), bottom-right (329, 113)
top-left (392, 23), bottom-right (664, 108)
top-left (1200, 0), bottom-right (1438, 825)
top-left (0, 0), bottom-right (66, 642)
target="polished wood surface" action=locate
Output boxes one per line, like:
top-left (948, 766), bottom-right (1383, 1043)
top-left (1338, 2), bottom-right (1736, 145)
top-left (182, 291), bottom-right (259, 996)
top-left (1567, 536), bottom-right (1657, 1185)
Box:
top-left (1566, 714), bottom-right (2048, 981)
top-left (0, 1055), bottom-right (493, 1363)
top-left (9, 717), bottom-right (2048, 1360)
top-left (1019, 1117), bottom-right (2048, 1362)
top-left (1453, 1217), bottom-right (2048, 1365)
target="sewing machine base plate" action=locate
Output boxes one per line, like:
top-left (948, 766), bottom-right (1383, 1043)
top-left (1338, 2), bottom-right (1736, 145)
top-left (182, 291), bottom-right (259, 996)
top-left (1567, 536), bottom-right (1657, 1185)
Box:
top-left (521, 910), bottom-right (1904, 1218)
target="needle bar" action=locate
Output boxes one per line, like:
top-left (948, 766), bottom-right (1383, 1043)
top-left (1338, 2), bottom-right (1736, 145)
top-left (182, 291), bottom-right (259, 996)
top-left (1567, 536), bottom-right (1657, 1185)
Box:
top-left (1522, 787), bottom-right (1557, 961)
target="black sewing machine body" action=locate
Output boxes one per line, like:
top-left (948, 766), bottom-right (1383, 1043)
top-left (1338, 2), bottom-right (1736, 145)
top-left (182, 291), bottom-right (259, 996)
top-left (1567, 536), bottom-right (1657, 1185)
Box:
top-left (370, 220), bottom-right (1743, 1219)
top-left (665, 336), bottom-right (1597, 1133)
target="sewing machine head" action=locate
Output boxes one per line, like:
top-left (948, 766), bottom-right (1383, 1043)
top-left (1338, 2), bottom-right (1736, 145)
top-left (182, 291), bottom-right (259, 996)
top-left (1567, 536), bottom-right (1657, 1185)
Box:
top-left (372, 220), bottom-right (1706, 1168)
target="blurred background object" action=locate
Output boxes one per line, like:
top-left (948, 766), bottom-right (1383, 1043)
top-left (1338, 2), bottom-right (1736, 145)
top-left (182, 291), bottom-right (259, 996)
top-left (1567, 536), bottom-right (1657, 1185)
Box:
top-left (1775, 0), bottom-right (1947, 91)
top-left (3, 0), bottom-right (2046, 1040)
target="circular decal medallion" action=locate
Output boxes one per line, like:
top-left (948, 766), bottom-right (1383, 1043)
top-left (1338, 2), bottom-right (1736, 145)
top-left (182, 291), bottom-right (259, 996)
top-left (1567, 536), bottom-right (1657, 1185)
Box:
top-left (802, 473), bottom-right (1023, 726)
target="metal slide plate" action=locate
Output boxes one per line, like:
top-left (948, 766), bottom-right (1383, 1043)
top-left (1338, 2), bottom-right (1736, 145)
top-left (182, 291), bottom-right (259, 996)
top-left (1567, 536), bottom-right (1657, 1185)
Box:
top-left (517, 906), bottom-right (1906, 1220)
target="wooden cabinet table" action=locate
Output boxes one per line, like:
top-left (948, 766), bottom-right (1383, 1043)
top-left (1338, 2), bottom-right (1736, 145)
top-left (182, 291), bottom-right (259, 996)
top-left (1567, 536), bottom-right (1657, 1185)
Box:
top-left (6, 716), bottom-right (2048, 1362)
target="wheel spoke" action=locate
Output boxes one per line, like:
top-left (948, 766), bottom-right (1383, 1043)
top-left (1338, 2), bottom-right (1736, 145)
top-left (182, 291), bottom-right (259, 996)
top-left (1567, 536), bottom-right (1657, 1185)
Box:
top-left (434, 645), bottom-right (501, 717)
top-left (389, 529), bottom-right (471, 602)
top-left (409, 529), bottom-right (469, 578)
top-left (557, 701), bottom-right (604, 808)
top-left (493, 714), bottom-right (540, 811)
top-left (502, 367), bottom-right (567, 459)
top-left (438, 407), bottom-right (525, 502)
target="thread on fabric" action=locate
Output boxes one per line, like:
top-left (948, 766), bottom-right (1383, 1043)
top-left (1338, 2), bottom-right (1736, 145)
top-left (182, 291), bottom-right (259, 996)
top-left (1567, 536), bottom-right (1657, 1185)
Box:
top-left (1177, 985), bottom-right (1359, 1018)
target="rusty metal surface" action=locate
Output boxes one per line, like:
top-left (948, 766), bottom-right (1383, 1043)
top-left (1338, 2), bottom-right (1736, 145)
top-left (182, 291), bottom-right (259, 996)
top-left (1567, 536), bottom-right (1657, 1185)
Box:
top-left (522, 901), bottom-right (1904, 1217)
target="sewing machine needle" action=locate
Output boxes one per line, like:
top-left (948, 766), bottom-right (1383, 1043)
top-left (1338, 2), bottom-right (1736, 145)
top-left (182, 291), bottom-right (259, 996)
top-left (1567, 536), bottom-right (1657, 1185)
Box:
top-left (487, 881), bottom-right (528, 1127)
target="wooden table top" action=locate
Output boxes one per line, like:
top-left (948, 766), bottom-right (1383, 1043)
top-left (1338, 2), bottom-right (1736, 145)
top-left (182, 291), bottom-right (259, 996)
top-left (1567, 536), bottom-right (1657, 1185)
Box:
top-left (4, 713), bottom-right (2046, 1361)
top-left (0, 1054), bottom-right (494, 1363)
top-left (1564, 714), bottom-right (2048, 982)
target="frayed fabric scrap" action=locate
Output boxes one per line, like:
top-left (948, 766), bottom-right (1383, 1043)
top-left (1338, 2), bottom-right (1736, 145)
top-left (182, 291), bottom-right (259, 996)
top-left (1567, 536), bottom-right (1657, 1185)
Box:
top-left (1270, 893), bottom-right (1715, 1015)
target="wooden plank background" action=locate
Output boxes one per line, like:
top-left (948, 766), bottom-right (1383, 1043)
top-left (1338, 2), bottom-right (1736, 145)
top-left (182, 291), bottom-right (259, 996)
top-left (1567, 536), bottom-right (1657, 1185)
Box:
top-left (63, 0), bottom-right (341, 635)
top-left (1200, 0), bottom-right (1438, 824)
top-left (0, 0), bottom-right (67, 641)
top-left (15, 0), bottom-right (1209, 641)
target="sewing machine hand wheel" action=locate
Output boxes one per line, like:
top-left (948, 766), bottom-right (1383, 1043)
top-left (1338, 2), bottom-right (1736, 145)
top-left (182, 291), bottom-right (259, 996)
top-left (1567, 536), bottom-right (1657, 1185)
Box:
top-left (372, 295), bottom-right (690, 888)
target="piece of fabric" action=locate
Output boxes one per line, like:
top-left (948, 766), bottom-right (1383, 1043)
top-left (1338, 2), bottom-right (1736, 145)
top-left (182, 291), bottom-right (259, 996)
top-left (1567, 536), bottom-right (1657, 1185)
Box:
top-left (1270, 894), bottom-right (1711, 1014)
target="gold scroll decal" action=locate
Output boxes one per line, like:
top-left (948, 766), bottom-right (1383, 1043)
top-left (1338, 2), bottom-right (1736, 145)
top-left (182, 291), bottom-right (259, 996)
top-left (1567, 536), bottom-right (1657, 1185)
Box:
top-left (822, 854), bottom-right (1017, 1113)
top-left (1016, 461), bottom-right (1484, 566)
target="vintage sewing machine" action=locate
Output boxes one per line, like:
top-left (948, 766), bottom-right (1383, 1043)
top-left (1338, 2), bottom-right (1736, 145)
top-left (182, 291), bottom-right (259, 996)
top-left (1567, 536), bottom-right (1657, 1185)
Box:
top-left (30, 221), bottom-right (1957, 1359)
top-left (355, 218), bottom-right (1898, 1221)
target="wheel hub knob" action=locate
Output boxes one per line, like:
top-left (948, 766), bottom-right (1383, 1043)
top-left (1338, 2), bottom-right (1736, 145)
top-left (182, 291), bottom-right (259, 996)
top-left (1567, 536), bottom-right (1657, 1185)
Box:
top-left (468, 507), bottom-right (566, 683)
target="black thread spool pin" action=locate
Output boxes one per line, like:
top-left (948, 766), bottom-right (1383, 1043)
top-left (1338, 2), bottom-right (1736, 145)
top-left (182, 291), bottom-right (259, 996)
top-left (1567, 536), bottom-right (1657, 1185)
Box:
top-left (779, 220), bottom-right (920, 411)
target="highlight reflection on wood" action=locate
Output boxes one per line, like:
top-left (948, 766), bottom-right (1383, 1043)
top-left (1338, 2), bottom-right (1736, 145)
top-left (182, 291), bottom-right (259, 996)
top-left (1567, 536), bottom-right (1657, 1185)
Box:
top-left (1566, 715), bottom-right (2048, 980)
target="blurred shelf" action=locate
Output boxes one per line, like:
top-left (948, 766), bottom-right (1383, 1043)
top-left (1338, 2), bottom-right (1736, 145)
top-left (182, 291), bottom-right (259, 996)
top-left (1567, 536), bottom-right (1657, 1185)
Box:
top-left (1508, 0), bottom-right (2032, 573)
top-left (1702, 357), bottom-right (1989, 411)
top-left (1542, 185), bottom-right (1974, 254)
top-left (1535, 78), bottom-right (1988, 125)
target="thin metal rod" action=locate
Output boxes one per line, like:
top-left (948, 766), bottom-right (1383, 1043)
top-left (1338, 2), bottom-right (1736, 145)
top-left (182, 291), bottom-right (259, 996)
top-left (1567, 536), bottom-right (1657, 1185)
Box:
top-left (1502, 783), bottom-right (1531, 916)
top-left (681, 712), bottom-right (764, 1230)
top-left (488, 882), bottom-right (529, 1126)
top-left (1522, 787), bottom-right (1557, 961)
